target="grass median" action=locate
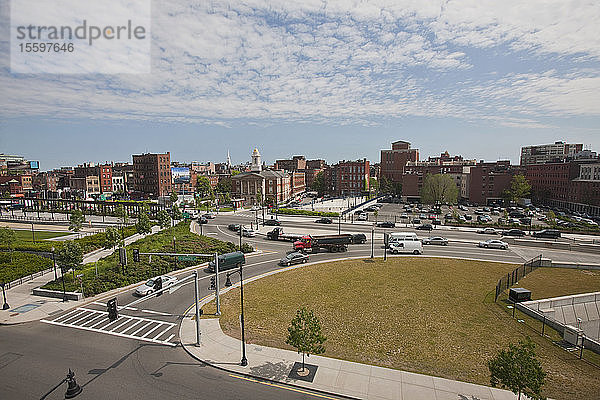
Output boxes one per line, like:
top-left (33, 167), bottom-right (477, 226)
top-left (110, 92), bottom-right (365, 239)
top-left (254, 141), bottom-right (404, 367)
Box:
top-left (202, 257), bottom-right (600, 400)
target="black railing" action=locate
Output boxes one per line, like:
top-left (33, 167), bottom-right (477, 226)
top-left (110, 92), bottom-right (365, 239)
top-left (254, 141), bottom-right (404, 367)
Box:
top-left (494, 254), bottom-right (542, 301)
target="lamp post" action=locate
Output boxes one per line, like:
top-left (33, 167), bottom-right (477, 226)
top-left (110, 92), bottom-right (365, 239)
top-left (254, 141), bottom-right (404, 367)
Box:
top-left (225, 265), bottom-right (248, 367)
top-left (52, 246), bottom-right (68, 302)
top-left (31, 222), bottom-right (35, 243)
top-left (371, 227), bottom-right (374, 258)
top-left (1, 282), bottom-right (9, 310)
top-left (338, 214), bottom-right (341, 235)
top-left (239, 224), bottom-right (243, 250)
top-left (52, 246), bottom-right (57, 280)
top-left (40, 369), bottom-right (82, 399)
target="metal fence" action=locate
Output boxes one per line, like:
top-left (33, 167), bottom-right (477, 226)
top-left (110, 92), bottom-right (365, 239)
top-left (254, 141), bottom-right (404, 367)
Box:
top-left (494, 254), bottom-right (542, 301)
top-left (3, 266), bottom-right (56, 290)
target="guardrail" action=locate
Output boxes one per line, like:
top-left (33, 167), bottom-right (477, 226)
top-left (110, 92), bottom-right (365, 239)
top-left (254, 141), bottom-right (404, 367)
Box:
top-left (4, 266), bottom-right (56, 290)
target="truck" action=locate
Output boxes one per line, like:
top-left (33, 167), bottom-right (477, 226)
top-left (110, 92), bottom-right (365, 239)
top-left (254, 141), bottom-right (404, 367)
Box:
top-left (293, 234), bottom-right (352, 253)
top-left (266, 227), bottom-right (304, 242)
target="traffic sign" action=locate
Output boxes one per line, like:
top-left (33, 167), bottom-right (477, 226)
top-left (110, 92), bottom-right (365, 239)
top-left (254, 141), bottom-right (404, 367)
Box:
top-left (177, 255), bottom-right (197, 261)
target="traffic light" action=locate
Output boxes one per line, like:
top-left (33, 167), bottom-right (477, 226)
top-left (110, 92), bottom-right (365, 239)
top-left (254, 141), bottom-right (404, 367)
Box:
top-left (153, 276), bottom-right (163, 297)
top-left (132, 248), bottom-right (139, 262)
top-left (209, 276), bottom-right (216, 290)
top-left (107, 298), bottom-right (118, 321)
top-left (119, 247), bottom-right (127, 266)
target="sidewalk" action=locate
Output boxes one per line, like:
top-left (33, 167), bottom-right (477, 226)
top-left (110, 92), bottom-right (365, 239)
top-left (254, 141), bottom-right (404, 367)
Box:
top-left (180, 319), bottom-right (519, 400)
top-left (0, 225), bottom-right (162, 325)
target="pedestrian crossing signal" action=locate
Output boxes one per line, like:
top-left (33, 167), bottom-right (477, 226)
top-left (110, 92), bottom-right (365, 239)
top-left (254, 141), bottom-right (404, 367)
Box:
top-left (133, 248), bottom-right (140, 262)
top-left (209, 276), bottom-right (216, 290)
top-left (107, 298), bottom-right (118, 321)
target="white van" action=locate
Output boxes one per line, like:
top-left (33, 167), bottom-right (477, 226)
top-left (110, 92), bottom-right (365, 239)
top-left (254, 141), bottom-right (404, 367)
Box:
top-left (389, 240), bottom-right (423, 255)
top-left (388, 232), bottom-right (418, 244)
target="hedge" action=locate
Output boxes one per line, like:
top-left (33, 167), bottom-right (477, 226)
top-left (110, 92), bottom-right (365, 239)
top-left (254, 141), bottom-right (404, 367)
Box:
top-left (274, 208), bottom-right (339, 217)
top-left (42, 221), bottom-right (254, 297)
top-left (0, 252), bottom-right (53, 284)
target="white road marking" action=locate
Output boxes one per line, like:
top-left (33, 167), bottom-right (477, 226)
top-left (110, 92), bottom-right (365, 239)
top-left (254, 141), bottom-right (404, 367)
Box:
top-left (120, 320), bottom-right (144, 334)
top-left (109, 318), bottom-right (131, 332)
top-left (152, 326), bottom-right (173, 341)
top-left (80, 314), bottom-right (105, 327)
top-left (142, 323), bottom-right (163, 338)
top-left (141, 309), bottom-right (172, 316)
top-left (165, 334), bottom-right (175, 342)
top-left (131, 322), bottom-right (155, 336)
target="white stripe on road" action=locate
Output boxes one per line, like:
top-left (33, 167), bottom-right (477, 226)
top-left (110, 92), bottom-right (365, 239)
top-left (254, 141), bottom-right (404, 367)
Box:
top-left (151, 326), bottom-right (173, 341)
top-left (141, 309), bottom-right (172, 316)
top-left (120, 320), bottom-right (143, 334)
top-left (109, 318), bottom-right (132, 332)
top-left (141, 323), bottom-right (164, 338)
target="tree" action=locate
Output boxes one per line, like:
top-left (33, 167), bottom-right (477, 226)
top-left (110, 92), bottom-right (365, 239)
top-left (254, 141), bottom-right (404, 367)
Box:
top-left (157, 210), bottom-right (171, 230)
top-left (379, 176), bottom-right (402, 196)
top-left (0, 227), bottom-right (16, 262)
top-left (104, 227), bottom-right (123, 250)
top-left (256, 187), bottom-right (263, 206)
top-left (136, 205), bottom-right (153, 235)
top-left (69, 210), bottom-right (85, 232)
top-left (56, 240), bottom-right (83, 273)
top-left (231, 170), bottom-right (241, 176)
top-left (369, 177), bottom-right (379, 194)
top-left (546, 211), bottom-right (556, 225)
top-left (488, 337), bottom-right (546, 400)
top-left (171, 204), bottom-right (182, 221)
top-left (216, 177), bottom-right (232, 194)
top-left (196, 176), bottom-right (213, 198)
top-left (115, 205), bottom-right (128, 227)
top-left (286, 307), bottom-right (327, 374)
top-left (311, 171), bottom-right (326, 196)
top-left (503, 175), bottom-right (531, 204)
top-left (170, 191), bottom-right (179, 205)
top-left (420, 174), bottom-right (458, 205)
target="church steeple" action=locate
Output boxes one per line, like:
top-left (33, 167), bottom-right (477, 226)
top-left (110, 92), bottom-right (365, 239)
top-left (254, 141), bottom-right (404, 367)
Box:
top-left (251, 148), bottom-right (262, 172)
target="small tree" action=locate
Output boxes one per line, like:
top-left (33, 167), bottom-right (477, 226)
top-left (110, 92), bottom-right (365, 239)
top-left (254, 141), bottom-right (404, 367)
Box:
top-left (56, 240), bottom-right (83, 273)
top-left (286, 307), bottom-right (327, 374)
top-left (488, 337), bottom-right (546, 400)
top-left (170, 191), bottom-right (179, 205)
top-left (0, 227), bottom-right (17, 262)
top-left (157, 210), bottom-right (171, 230)
top-left (136, 205), bottom-right (153, 235)
top-left (256, 187), bottom-right (263, 206)
top-left (546, 211), bottom-right (556, 226)
top-left (104, 227), bottom-right (123, 249)
top-left (171, 204), bottom-right (182, 221)
top-left (196, 176), bottom-right (213, 198)
top-left (69, 210), bottom-right (85, 232)
top-left (115, 205), bottom-right (128, 227)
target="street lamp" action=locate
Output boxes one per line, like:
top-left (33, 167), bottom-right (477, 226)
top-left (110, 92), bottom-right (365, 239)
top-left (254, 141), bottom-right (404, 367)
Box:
top-left (52, 246), bottom-right (67, 302)
top-left (40, 369), bottom-right (82, 399)
top-left (225, 265), bottom-right (248, 367)
top-left (371, 227), bottom-right (374, 258)
top-left (1, 282), bottom-right (9, 310)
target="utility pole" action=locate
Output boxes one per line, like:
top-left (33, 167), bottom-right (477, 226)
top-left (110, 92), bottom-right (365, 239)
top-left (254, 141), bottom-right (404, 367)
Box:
top-left (193, 270), bottom-right (200, 345)
top-left (215, 252), bottom-right (221, 316)
top-left (371, 227), bottom-right (374, 258)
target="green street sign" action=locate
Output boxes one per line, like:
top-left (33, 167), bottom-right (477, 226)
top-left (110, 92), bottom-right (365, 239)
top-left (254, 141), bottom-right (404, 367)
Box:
top-left (177, 255), bottom-right (196, 261)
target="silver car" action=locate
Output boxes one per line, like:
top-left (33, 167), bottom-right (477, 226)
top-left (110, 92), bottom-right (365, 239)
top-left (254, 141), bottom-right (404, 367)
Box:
top-left (422, 236), bottom-right (448, 246)
top-left (135, 275), bottom-right (178, 296)
top-left (279, 252), bottom-right (309, 266)
top-left (241, 227), bottom-right (256, 237)
top-left (478, 239), bottom-right (508, 250)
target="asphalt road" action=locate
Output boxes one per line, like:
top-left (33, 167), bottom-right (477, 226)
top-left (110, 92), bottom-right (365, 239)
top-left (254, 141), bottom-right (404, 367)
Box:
top-left (1, 212), bottom-right (597, 399)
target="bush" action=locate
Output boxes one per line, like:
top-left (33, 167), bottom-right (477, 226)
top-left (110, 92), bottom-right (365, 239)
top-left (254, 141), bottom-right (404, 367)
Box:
top-left (275, 208), bottom-right (339, 217)
top-left (0, 252), bottom-right (53, 284)
top-left (42, 221), bottom-right (250, 296)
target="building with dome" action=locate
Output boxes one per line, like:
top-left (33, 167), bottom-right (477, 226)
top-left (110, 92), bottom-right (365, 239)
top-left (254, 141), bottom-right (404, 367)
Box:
top-left (231, 148), bottom-right (292, 206)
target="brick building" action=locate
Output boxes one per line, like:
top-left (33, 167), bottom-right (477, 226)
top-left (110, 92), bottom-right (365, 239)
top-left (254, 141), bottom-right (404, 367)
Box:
top-left (33, 172), bottom-right (58, 197)
top-left (468, 161), bottom-right (522, 205)
top-left (520, 141), bottom-right (583, 166)
top-left (0, 175), bottom-right (33, 197)
top-left (380, 141), bottom-right (419, 183)
top-left (133, 152), bottom-right (172, 197)
top-left (74, 163), bottom-right (113, 194)
top-left (324, 159), bottom-right (370, 196)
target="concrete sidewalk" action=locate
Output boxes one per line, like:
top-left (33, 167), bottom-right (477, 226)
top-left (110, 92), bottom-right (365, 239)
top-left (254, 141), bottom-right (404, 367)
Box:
top-left (180, 318), bottom-right (519, 400)
top-left (0, 225), bottom-right (163, 325)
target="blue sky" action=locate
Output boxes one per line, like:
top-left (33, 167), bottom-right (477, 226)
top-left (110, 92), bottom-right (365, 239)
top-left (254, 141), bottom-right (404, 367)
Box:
top-left (1, 1), bottom-right (599, 170)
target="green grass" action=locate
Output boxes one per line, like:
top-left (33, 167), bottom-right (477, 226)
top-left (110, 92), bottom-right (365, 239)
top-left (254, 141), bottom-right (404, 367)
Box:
top-left (0, 252), bottom-right (53, 284)
top-left (13, 230), bottom-right (70, 242)
top-left (518, 268), bottom-right (600, 299)
top-left (203, 258), bottom-right (600, 400)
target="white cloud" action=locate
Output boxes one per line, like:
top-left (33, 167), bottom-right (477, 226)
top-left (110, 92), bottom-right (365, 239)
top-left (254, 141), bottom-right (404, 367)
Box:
top-left (1, 0), bottom-right (599, 127)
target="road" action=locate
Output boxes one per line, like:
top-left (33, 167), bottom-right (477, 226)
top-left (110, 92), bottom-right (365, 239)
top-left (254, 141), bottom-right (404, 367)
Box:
top-left (1, 212), bottom-right (597, 399)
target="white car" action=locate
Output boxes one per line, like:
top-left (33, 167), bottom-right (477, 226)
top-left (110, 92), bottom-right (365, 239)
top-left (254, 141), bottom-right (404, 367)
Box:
top-left (478, 239), bottom-right (509, 250)
top-left (357, 213), bottom-right (368, 221)
top-left (135, 275), bottom-right (178, 296)
top-left (241, 227), bottom-right (256, 237)
top-left (477, 228), bottom-right (498, 235)
top-left (250, 206), bottom-right (261, 211)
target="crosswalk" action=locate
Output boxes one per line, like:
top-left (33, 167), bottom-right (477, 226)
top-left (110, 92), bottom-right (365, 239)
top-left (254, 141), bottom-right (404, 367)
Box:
top-left (41, 307), bottom-right (178, 346)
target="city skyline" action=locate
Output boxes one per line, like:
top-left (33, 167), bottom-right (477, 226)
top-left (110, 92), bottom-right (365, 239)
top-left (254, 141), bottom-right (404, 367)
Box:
top-left (1, 1), bottom-right (599, 170)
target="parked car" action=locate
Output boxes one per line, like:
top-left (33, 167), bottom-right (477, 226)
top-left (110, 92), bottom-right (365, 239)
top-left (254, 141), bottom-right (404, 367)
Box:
top-left (377, 221), bottom-right (395, 228)
top-left (416, 224), bottom-right (433, 231)
top-left (315, 218), bottom-right (333, 224)
top-left (422, 236), bottom-right (448, 246)
top-left (532, 229), bottom-right (561, 239)
top-left (228, 223), bottom-right (241, 231)
top-left (502, 229), bottom-right (526, 237)
top-left (357, 213), bottom-right (368, 221)
top-left (135, 275), bottom-right (178, 296)
top-left (478, 239), bottom-right (509, 250)
top-left (264, 219), bottom-right (281, 226)
top-left (412, 218), bottom-right (421, 224)
top-left (401, 213), bottom-right (409, 219)
top-left (203, 213), bottom-right (216, 219)
top-left (464, 214), bottom-right (473, 221)
top-left (198, 217), bottom-right (208, 224)
top-left (477, 227), bottom-right (498, 235)
top-left (279, 252), bottom-right (309, 266)
top-left (351, 233), bottom-right (367, 244)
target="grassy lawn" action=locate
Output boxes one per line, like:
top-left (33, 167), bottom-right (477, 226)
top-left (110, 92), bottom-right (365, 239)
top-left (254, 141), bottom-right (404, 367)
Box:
top-left (203, 258), bottom-right (600, 400)
top-left (518, 267), bottom-right (600, 299)
top-left (13, 230), bottom-right (70, 242)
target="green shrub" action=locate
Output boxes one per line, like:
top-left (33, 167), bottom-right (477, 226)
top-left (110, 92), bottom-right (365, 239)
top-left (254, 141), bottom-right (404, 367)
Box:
top-left (0, 252), bottom-right (53, 284)
top-left (275, 208), bottom-right (339, 217)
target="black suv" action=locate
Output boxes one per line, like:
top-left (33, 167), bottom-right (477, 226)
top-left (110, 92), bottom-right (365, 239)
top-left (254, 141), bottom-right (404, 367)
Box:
top-left (416, 223), bottom-right (433, 231)
top-left (315, 218), bottom-right (333, 224)
top-left (503, 229), bottom-right (526, 237)
top-left (377, 221), bottom-right (395, 228)
top-left (532, 229), bottom-right (561, 239)
top-left (351, 233), bottom-right (367, 244)
top-left (264, 219), bottom-right (281, 226)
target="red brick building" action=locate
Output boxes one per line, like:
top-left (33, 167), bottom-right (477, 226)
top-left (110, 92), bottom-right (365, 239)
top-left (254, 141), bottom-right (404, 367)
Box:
top-left (380, 140), bottom-right (419, 183)
top-left (468, 161), bottom-right (523, 205)
top-left (324, 159), bottom-right (370, 196)
top-left (0, 174), bottom-right (33, 197)
top-left (74, 163), bottom-right (113, 194)
top-left (133, 152), bottom-right (172, 197)
top-left (275, 156), bottom-right (307, 171)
